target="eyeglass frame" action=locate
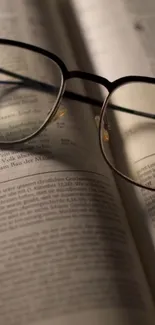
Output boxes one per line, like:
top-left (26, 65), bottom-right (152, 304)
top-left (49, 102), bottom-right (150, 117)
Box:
top-left (0, 38), bottom-right (155, 191)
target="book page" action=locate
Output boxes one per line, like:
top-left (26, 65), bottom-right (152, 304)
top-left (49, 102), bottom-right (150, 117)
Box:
top-left (0, 0), bottom-right (154, 324)
top-left (69, 0), bottom-right (155, 301)
top-left (123, 0), bottom-right (155, 76)
top-left (69, 0), bottom-right (152, 80)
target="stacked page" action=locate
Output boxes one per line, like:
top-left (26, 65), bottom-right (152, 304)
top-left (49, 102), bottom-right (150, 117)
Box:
top-left (69, 0), bottom-right (155, 303)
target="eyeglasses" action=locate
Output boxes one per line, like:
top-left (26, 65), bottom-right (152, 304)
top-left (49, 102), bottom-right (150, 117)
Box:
top-left (0, 39), bottom-right (155, 191)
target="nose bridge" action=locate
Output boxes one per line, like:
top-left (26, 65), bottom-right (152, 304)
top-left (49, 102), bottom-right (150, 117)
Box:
top-left (64, 70), bottom-right (112, 119)
top-left (67, 70), bottom-right (112, 92)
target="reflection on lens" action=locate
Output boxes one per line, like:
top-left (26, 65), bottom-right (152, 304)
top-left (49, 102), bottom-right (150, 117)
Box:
top-left (101, 81), bottom-right (155, 189)
top-left (0, 45), bottom-right (62, 142)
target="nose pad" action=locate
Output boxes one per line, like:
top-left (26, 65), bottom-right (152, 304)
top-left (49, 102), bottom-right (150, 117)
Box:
top-left (53, 107), bottom-right (67, 121)
top-left (49, 107), bottom-right (67, 122)
top-left (95, 115), bottom-right (110, 142)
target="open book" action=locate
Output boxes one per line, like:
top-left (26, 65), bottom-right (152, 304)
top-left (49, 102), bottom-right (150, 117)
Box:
top-left (0, 0), bottom-right (155, 324)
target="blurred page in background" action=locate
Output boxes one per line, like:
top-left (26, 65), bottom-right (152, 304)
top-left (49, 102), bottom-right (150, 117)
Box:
top-left (123, 0), bottom-right (155, 76)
